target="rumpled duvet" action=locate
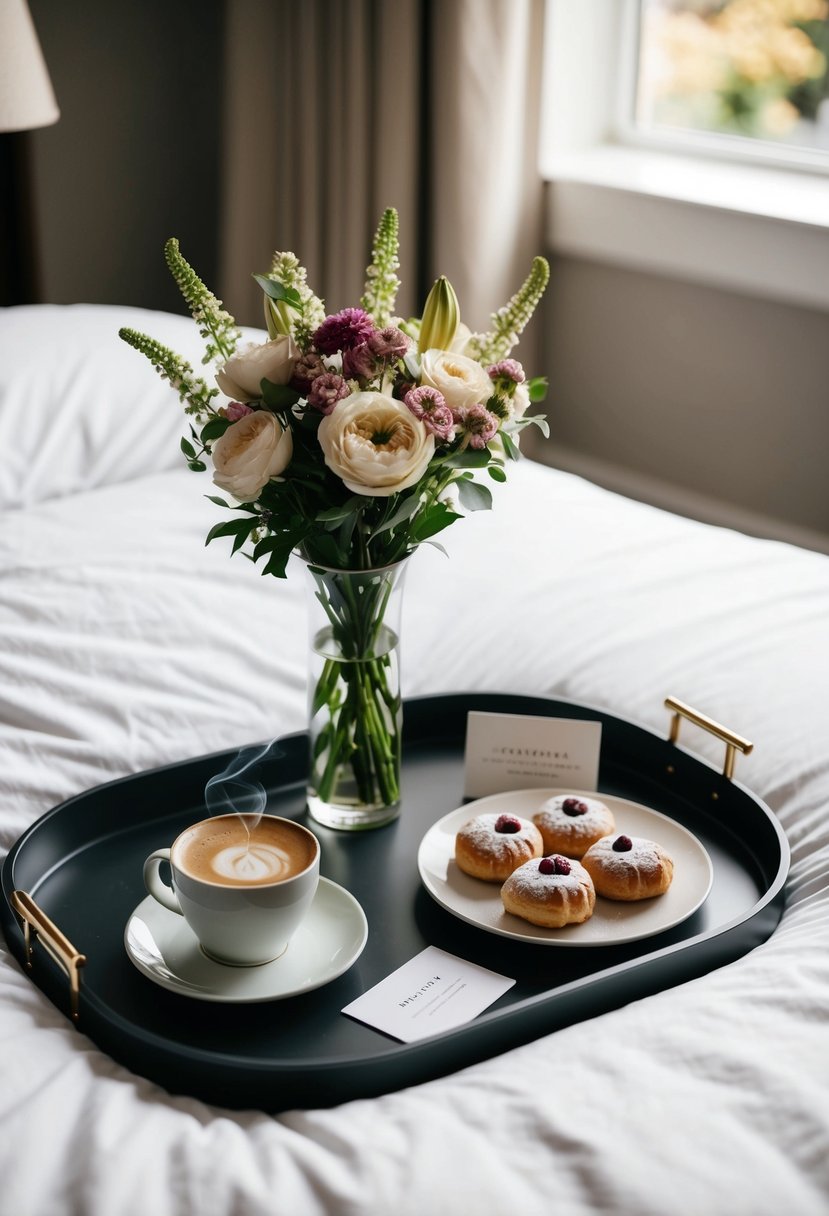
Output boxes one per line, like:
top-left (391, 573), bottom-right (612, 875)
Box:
top-left (0, 306), bottom-right (827, 1216)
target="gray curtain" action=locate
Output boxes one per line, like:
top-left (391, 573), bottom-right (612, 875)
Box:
top-left (219, 0), bottom-right (545, 361)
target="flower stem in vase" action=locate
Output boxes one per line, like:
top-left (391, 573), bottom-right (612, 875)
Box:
top-left (303, 559), bottom-right (408, 830)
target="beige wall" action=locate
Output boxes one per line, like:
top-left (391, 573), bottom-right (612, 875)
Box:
top-left (22, 4), bottom-right (829, 552)
top-left (526, 255), bottom-right (829, 553)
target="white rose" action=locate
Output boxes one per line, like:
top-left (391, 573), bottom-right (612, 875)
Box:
top-left (318, 392), bottom-right (435, 497)
top-left (212, 410), bottom-right (293, 501)
top-left (215, 335), bottom-right (298, 402)
top-left (420, 349), bottom-right (493, 413)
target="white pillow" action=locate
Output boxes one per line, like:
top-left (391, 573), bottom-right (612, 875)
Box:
top-left (0, 304), bottom-right (266, 510)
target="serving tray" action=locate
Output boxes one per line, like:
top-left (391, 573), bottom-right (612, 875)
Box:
top-left (1, 693), bottom-right (789, 1113)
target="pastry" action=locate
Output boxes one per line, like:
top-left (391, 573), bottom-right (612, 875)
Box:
top-left (582, 834), bottom-right (674, 901)
top-left (501, 854), bottom-right (596, 928)
top-left (533, 794), bottom-right (615, 858)
top-left (454, 813), bottom-right (543, 882)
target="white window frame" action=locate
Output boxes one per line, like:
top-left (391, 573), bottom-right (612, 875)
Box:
top-left (541, 0), bottom-right (829, 312)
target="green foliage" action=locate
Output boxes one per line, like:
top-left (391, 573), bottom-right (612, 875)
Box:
top-left (260, 379), bottom-right (301, 411)
top-left (456, 478), bottom-right (493, 512)
top-left (265, 252), bottom-right (325, 349)
top-left (118, 327), bottom-right (219, 420)
top-left (164, 238), bottom-right (240, 364)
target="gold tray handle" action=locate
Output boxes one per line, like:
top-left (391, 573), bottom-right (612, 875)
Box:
top-left (11, 890), bottom-right (86, 1024)
top-left (665, 696), bottom-right (753, 780)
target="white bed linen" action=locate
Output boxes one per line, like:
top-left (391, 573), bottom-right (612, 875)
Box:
top-left (0, 308), bottom-right (827, 1216)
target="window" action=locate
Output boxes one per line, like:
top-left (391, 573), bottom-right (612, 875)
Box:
top-left (629, 0), bottom-right (829, 169)
top-left (540, 0), bottom-right (829, 311)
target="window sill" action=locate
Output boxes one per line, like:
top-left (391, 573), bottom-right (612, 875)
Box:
top-left (544, 146), bottom-right (829, 312)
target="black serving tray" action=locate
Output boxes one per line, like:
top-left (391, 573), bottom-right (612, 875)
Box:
top-left (1, 693), bottom-right (789, 1113)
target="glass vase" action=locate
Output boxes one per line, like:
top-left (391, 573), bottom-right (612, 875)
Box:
top-left (302, 558), bottom-right (408, 831)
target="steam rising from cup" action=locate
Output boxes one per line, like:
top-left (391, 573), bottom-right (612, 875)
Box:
top-left (204, 741), bottom-right (283, 830)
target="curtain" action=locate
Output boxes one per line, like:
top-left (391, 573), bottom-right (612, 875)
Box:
top-left (219, 0), bottom-right (545, 364)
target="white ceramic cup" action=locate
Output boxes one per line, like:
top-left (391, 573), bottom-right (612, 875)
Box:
top-left (143, 814), bottom-right (320, 967)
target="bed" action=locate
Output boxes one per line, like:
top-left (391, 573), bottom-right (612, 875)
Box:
top-left (0, 303), bottom-right (827, 1216)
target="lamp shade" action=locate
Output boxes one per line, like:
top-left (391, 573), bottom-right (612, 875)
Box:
top-left (0, 0), bottom-right (59, 132)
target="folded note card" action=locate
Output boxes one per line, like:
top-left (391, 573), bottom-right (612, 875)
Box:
top-left (463, 711), bottom-right (601, 798)
top-left (342, 946), bottom-right (515, 1043)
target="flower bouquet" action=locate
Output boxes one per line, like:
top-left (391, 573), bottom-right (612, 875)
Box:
top-left (120, 208), bottom-right (549, 829)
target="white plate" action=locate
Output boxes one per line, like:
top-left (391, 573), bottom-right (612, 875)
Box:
top-left (124, 877), bottom-right (368, 1002)
top-left (417, 789), bottom-right (713, 947)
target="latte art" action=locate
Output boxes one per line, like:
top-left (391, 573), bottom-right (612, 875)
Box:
top-left (210, 842), bottom-right (293, 883)
top-left (175, 814), bottom-right (317, 887)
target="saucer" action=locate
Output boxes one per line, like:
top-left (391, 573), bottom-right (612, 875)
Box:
top-left (124, 877), bottom-right (368, 1002)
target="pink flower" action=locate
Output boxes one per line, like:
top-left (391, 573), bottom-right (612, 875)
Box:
top-left (342, 342), bottom-right (379, 380)
top-left (404, 386), bottom-right (454, 444)
top-left (458, 404), bottom-right (498, 450)
top-left (487, 359), bottom-right (525, 386)
top-left (422, 403), bottom-right (455, 442)
top-left (307, 372), bottom-right (350, 415)
top-left (290, 351), bottom-right (325, 393)
top-left (368, 327), bottom-right (411, 360)
top-left (404, 385), bottom-right (445, 418)
top-left (312, 308), bottom-right (376, 355)
top-left (223, 402), bottom-right (254, 422)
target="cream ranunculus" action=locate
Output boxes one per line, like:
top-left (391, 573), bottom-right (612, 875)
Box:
top-left (420, 348), bottom-right (493, 414)
top-left (215, 335), bottom-right (298, 402)
top-left (212, 410), bottom-right (293, 501)
top-left (318, 392), bottom-right (435, 497)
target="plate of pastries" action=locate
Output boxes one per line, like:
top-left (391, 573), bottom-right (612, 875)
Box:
top-left (417, 788), bottom-right (713, 946)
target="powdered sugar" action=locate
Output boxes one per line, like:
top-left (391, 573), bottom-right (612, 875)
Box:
top-left (504, 856), bottom-right (592, 898)
top-left (584, 835), bottom-right (671, 877)
top-left (535, 795), bottom-right (614, 835)
top-left (457, 813), bottom-right (540, 860)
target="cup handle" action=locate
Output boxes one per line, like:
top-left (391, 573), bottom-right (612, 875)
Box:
top-left (143, 849), bottom-right (182, 915)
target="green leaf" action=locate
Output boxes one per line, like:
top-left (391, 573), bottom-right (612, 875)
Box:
top-left (500, 430), bottom-right (521, 461)
top-left (180, 436), bottom-right (197, 459)
top-left (261, 548), bottom-right (292, 579)
top-left (373, 493), bottom-right (421, 537)
top-left (261, 380), bottom-right (300, 410)
top-left (204, 517), bottom-right (256, 547)
top-left (524, 413), bottom-right (550, 438)
top-left (252, 275), bottom-right (303, 308)
top-left (338, 511), bottom-right (357, 555)
top-left (187, 460), bottom-right (207, 472)
top-left (441, 448), bottom-right (491, 469)
top-left (316, 497), bottom-right (362, 524)
top-left (200, 416), bottom-right (232, 443)
top-left (528, 376), bottom-right (549, 403)
top-left (488, 465), bottom-right (507, 482)
top-left (205, 495), bottom-right (231, 508)
top-left (306, 532), bottom-right (342, 567)
top-left (457, 479), bottom-right (493, 512)
top-left (231, 527), bottom-right (253, 554)
top-left (411, 502), bottom-right (461, 541)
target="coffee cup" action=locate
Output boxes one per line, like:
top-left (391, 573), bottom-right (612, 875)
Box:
top-left (143, 813), bottom-right (320, 966)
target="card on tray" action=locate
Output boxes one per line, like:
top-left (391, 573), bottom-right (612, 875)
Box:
top-left (463, 710), bottom-right (602, 798)
top-left (342, 946), bottom-right (515, 1043)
